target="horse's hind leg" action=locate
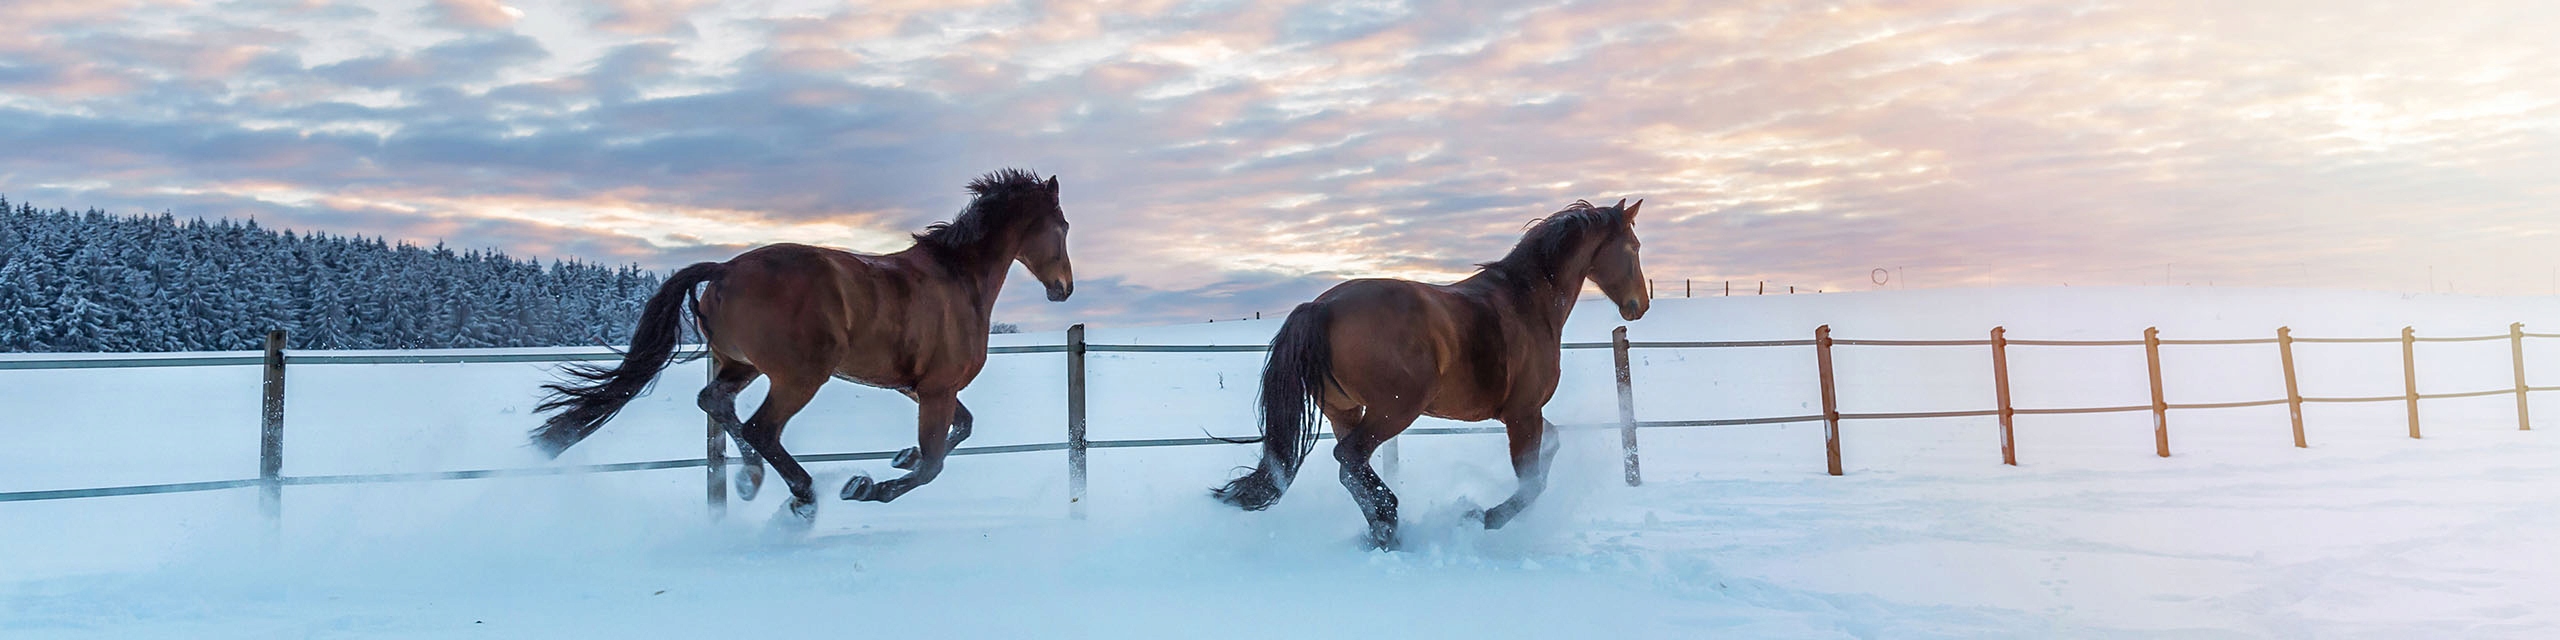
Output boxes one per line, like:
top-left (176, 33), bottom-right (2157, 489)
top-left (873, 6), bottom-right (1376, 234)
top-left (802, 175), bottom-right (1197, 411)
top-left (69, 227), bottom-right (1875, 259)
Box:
top-left (1481, 412), bottom-right (1557, 530)
top-left (740, 373), bottom-right (825, 521)
top-left (893, 398), bottom-right (972, 471)
top-left (845, 391), bottom-right (958, 503)
top-left (698, 358), bottom-right (765, 500)
top-left (1337, 407), bottom-right (1415, 550)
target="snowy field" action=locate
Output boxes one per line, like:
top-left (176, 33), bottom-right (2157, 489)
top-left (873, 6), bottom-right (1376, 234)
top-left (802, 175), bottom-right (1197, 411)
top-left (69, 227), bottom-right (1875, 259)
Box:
top-left (5, 287), bottom-right (2559, 638)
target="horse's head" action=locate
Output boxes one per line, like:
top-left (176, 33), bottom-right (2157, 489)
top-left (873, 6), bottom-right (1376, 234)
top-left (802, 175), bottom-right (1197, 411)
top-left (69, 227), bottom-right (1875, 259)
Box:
top-left (1016, 175), bottom-right (1075, 301)
top-left (1587, 198), bottom-right (1647, 321)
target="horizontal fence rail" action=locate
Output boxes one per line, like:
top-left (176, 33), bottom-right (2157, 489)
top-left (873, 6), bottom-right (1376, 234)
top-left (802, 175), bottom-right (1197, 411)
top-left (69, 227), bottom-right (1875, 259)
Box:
top-left (3, 322), bottom-right (2550, 516)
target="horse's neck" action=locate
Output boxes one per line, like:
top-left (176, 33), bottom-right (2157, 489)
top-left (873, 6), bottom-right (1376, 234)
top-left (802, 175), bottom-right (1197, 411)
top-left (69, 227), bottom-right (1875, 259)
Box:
top-left (1466, 257), bottom-right (1588, 334)
top-left (946, 232), bottom-right (1024, 311)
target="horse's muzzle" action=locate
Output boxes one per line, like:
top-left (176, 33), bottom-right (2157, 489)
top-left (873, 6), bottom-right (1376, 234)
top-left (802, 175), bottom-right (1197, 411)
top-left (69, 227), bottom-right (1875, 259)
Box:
top-left (1619, 299), bottom-right (1647, 321)
top-left (1046, 281), bottom-right (1074, 302)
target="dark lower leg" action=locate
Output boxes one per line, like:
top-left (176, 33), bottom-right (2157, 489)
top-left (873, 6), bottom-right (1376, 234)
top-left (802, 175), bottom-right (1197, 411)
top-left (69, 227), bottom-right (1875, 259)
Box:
top-left (741, 378), bottom-right (822, 519)
top-left (1335, 436), bottom-right (1398, 548)
top-left (894, 401), bottom-right (972, 470)
top-left (847, 394), bottom-right (957, 503)
top-left (697, 370), bottom-right (766, 500)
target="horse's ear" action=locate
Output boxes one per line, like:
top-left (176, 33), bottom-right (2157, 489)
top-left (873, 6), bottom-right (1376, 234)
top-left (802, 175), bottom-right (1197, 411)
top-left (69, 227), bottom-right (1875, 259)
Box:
top-left (1614, 198), bottom-right (1627, 209)
top-left (1046, 175), bottom-right (1059, 193)
top-left (1625, 199), bottom-right (1642, 222)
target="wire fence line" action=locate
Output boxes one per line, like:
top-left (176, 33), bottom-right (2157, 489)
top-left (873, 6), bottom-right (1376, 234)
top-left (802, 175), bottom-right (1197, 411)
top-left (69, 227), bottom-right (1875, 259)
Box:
top-left (1, 322), bottom-right (2550, 515)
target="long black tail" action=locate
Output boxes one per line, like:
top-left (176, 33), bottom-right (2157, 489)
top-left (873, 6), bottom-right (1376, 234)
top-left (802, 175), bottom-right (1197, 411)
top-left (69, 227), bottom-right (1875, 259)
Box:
top-left (1213, 302), bottom-right (1331, 510)
top-left (530, 262), bottom-right (727, 458)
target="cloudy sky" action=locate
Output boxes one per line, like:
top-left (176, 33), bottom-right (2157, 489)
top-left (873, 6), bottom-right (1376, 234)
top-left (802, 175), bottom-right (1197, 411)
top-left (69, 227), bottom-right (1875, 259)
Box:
top-left (4, 0), bottom-right (2556, 328)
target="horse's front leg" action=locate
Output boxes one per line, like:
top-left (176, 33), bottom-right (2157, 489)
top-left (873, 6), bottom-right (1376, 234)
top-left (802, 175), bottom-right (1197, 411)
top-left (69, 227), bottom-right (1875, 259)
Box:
top-left (1480, 413), bottom-right (1559, 530)
top-left (843, 391), bottom-right (958, 502)
top-left (893, 400), bottom-right (973, 470)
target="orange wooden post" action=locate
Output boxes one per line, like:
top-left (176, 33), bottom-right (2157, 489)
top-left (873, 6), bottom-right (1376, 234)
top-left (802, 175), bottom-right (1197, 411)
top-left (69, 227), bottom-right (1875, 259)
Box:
top-left (2402, 326), bottom-right (2421, 439)
top-left (2279, 327), bottom-right (2305, 448)
top-left (1612, 326), bottom-right (1641, 486)
top-left (2513, 323), bottom-right (2532, 431)
top-left (1990, 327), bottom-right (2016, 466)
top-left (1816, 325), bottom-right (1843, 476)
top-left (2145, 327), bottom-right (2170, 457)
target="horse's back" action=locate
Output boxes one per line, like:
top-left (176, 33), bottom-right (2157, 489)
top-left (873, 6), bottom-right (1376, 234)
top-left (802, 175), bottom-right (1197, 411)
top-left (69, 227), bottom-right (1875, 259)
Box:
top-left (699, 244), bottom-right (879, 375)
top-left (1315, 279), bottom-right (1511, 417)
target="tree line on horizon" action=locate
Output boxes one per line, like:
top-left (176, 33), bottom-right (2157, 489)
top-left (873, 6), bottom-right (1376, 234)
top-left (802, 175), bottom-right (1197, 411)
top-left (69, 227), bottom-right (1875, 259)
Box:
top-left (0, 196), bottom-right (664, 353)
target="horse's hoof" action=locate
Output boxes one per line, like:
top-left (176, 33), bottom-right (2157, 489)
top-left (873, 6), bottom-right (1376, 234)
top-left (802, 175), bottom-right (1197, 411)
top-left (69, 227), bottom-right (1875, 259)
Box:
top-left (840, 474), bottom-right (875, 501)
top-left (1365, 527), bottom-right (1400, 551)
top-left (787, 499), bottom-right (818, 522)
top-left (734, 467), bottom-right (763, 501)
top-left (1361, 519), bottom-right (1402, 550)
top-left (891, 447), bottom-right (919, 470)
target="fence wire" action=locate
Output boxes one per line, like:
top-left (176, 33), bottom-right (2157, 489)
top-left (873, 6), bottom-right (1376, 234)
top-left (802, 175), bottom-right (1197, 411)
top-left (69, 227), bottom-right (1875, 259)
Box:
top-left (4, 325), bottom-right (2551, 504)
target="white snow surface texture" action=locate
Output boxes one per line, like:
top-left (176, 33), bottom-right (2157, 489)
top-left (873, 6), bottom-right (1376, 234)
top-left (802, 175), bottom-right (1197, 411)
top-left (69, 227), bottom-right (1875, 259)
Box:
top-left (5, 287), bottom-right (2559, 638)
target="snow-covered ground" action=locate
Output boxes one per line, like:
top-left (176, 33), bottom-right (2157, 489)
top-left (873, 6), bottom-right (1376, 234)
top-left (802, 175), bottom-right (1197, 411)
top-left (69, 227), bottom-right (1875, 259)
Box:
top-left (5, 287), bottom-right (2558, 638)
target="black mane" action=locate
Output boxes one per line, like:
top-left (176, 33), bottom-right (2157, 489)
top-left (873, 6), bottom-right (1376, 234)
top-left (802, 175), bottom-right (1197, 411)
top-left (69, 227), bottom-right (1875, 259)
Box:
top-left (1478, 200), bottom-right (1625, 279)
top-left (914, 168), bottom-right (1048, 249)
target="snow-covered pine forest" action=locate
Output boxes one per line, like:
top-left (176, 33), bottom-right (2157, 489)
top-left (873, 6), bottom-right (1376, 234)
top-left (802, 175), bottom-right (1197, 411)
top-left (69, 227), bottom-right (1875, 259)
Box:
top-left (0, 197), bottom-right (661, 352)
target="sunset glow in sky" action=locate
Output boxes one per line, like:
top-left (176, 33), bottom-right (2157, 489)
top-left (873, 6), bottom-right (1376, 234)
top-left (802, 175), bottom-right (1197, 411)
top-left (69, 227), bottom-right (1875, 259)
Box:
top-left (4, 1), bottom-right (2556, 327)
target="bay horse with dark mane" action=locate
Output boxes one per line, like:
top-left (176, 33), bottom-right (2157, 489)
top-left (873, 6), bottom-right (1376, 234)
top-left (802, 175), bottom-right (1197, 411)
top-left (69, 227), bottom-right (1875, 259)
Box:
top-left (532, 168), bottom-right (1073, 522)
top-left (1214, 199), bottom-right (1647, 548)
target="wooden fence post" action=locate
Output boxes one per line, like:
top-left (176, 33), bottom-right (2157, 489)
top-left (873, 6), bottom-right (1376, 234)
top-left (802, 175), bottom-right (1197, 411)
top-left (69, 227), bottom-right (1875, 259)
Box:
top-left (705, 355), bottom-right (725, 517)
top-left (2144, 327), bottom-right (2169, 458)
top-left (1613, 326), bottom-right (1641, 486)
top-left (1066, 324), bottom-right (1089, 519)
top-left (1990, 327), bottom-right (2015, 466)
top-left (1816, 325), bottom-right (1843, 476)
top-left (260, 330), bottom-right (286, 527)
top-left (2279, 327), bottom-right (2305, 448)
top-left (2402, 326), bottom-right (2421, 439)
top-left (2512, 323), bottom-right (2531, 431)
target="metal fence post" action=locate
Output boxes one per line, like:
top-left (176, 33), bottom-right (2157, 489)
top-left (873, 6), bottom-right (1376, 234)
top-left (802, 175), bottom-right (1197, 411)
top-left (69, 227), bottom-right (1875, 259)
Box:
top-left (2279, 327), bottom-right (2305, 448)
top-left (2145, 327), bottom-right (2169, 457)
top-left (1816, 325), bottom-right (1843, 476)
top-left (2402, 326), bottom-right (2421, 439)
top-left (1379, 435), bottom-right (1399, 484)
top-left (705, 355), bottom-right (725, 517)
top-left (1990, 327), bottom-right (2016, 466)
top-left (1613, 326), bottom-right (1640, 486)
top-left (2512, 323), bottom-right (2531, 431)
top-left (260, 330), bottom-right (286, 527)
top-left (1066, 324), bottom-right (1088, 519)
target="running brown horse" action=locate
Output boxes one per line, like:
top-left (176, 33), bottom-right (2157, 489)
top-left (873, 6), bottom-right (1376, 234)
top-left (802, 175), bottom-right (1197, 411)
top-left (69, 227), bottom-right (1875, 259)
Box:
top-left (532, 168), bottom-right (1073, 522)
top-left (1214, 198), bottom-right (1646, 548)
